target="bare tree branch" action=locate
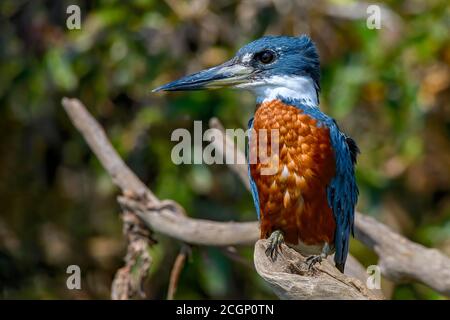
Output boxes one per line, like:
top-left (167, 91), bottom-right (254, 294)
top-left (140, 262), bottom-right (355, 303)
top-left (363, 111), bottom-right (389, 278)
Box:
top-left (117, 196), bottom-right (258, 246)
top-left (62, 98), bottom-right (158, 203)
top-left (208, 118), bottom-right (249, 189)
top-left (355, 214), bottom-right (450, 296)
top-left (111, 211), bottom-right (154, 300)
top-left (167, 244), bottom-right (190, 300)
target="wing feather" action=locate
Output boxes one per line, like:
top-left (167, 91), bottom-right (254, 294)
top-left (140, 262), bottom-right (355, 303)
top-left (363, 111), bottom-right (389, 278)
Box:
top-left (327, 124), bottom-right (359, 272)
top-left (247, 118), bottom-right (261, 219)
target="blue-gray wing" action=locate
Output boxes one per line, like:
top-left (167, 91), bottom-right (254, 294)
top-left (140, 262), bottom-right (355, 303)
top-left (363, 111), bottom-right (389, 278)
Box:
top-left (247, 118), bottom-right (261, 219)
top-left (327, 123), bottom-right (359, 272)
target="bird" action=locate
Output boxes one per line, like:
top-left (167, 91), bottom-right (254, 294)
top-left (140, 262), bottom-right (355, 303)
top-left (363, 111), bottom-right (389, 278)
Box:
top-left (153, 35), bottom-right (359, 272)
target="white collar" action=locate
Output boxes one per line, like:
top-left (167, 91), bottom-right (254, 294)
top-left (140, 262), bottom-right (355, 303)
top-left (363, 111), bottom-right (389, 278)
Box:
top-left (237, 75), bottom-right (318, 106)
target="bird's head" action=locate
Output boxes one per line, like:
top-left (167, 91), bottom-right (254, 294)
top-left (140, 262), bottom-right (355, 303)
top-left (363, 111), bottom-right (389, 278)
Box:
top-left (153, 35), bottom-right (320, 104)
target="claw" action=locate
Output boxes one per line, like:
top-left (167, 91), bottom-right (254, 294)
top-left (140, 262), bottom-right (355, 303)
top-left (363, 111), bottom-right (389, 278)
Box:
top-left (265, 230), bottom-right (284, 262)
top-left (306, 255), bottom-right (323, 270)
top-left (305, 242), bottom-right (333, 271)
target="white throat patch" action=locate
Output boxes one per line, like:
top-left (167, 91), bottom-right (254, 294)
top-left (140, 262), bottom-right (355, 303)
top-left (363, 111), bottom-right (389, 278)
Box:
top-left (237, 75), bottom-right (318, 106)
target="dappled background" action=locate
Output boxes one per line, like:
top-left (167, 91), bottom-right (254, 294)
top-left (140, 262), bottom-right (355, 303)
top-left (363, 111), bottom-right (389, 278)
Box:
top-left (0, 0), bottom-right (449, 299)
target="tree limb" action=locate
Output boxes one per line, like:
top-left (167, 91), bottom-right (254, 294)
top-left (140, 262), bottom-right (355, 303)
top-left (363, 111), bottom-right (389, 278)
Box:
top-left (110, 211), bottom-right (154, 299)
top-left (167, 244), bottom-right (190, 300)
top-left (118, 195), bottom-right (258, 246)
top-left (61, 98), bottom-right (158, 203)
top-left (355, 214), bottom-right (450, 296)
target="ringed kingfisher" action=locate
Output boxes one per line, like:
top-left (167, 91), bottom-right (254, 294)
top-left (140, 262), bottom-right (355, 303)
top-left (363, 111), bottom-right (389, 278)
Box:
top-left (153, 35), bottom-right (359, 272)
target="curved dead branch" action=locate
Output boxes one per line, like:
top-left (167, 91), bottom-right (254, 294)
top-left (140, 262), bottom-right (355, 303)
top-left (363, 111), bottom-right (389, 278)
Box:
top-left (118, 195), bottom-right (258, 246)
top-left (61, 98), bottom-right (157, 203)
top-left (355, 214), bottom-right (450, 296)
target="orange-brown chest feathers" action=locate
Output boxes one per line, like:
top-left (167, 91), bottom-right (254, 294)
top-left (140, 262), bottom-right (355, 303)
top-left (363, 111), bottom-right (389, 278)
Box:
top-left (249, 100), bottom-right (336, 246)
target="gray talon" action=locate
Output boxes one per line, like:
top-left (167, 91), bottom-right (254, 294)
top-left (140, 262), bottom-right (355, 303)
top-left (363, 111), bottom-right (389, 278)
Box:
top-left (306, 255), bottom-right (323, 270)
top-left (305, 242), bottom-right (333, 271)
top-left (265, 230), bottom-right (284, 262)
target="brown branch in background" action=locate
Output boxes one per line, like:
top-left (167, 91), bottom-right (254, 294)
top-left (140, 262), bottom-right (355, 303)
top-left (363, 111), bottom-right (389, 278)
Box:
top-left (167, 244), bottom-right (190, 300)
top-left (61, 98), bottom-right (158, 204)
top-left (111, 211), bottom-right (154, 300)
top-left (62, 98), bottom-right (450, 299)
top-left (355, 214), bottom-right (450, 296)
top-left (208, 118), bottom-right (250, 189)
top-left (118, 196), bottom-right (259, 246)
top-left (208, 118), bottom-right (248, 181)
top-left (220, 246), bottom-right (255, 270)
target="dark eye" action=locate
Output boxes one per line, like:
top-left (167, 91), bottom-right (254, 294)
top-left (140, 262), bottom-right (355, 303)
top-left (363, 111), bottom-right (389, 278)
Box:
top-left (257, 50), bottom-right (275, 64)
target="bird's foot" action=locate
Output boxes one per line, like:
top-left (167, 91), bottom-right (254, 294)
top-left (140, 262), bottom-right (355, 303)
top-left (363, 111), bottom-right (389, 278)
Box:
top-left (306, 255), bottom-right (323, 270)
top-left (265, 230), bottom-right (284, 262)
top-left (305, 242), bottom-right (333, 271)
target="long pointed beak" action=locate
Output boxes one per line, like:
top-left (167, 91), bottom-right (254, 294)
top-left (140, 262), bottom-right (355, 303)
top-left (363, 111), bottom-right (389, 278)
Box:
top-left (152, 59), bottom-right (254, 92)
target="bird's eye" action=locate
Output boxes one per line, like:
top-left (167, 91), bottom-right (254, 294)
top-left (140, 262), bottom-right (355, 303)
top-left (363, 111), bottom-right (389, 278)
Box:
top-left (257, 50), bottom-right (275, 64)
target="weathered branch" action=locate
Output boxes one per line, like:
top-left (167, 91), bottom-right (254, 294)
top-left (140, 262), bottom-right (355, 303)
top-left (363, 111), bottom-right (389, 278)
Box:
top-left (61, 98), bottom-right (158, 204)
top-left (62, 98), bottom-right (449, 298)
top-left (111, 211), bottom-right (154, 299)
top-left (255, 240), bottom-right (380, 300)
top-left (355, 214), bottom-right (450, 296)
top-left (118, 195), bottom-right (258, 246)
top-left (167, 244), bottom-right (190, 300)
top-left (208, 118), bottom-right (249, 189)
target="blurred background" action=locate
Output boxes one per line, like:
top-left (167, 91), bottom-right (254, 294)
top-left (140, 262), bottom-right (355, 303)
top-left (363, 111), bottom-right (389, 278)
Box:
top-left (0, 0), bottom-right (449, 299)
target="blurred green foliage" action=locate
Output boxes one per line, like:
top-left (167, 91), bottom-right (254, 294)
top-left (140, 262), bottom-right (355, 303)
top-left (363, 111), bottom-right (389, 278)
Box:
top-left (0, 0), bottom-right (449, 299)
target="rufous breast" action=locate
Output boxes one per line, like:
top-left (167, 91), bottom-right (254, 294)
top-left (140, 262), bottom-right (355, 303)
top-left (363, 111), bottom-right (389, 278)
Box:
top-left (249, 99), bottom-right (336, 246)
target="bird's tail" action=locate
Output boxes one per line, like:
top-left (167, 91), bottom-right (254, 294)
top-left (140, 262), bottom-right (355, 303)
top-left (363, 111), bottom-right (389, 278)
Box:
top-left (335, 262), bottom-right (345, 273)
top-left (333, 223), bottom-right (350, 273)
